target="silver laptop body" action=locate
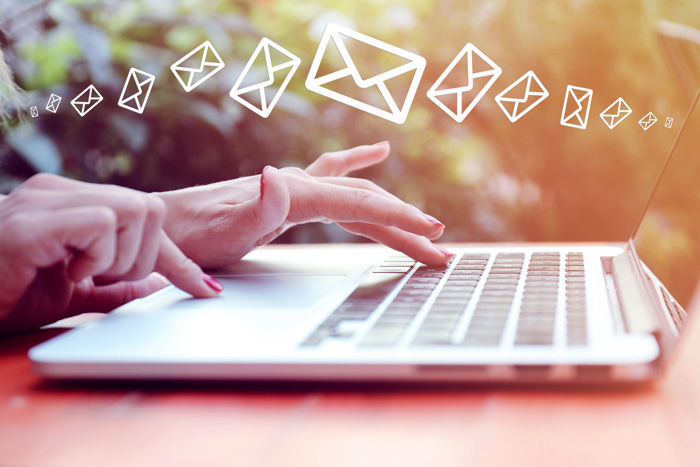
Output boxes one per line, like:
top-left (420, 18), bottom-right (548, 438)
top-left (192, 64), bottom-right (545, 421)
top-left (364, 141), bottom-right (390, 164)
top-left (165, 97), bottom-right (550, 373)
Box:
top-left (29, 92), bottom-right (700, 384)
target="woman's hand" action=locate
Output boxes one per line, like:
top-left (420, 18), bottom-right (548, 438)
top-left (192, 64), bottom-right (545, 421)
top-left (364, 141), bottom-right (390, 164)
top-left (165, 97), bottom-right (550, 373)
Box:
top-left (0, 174), bottom-right (222, 334)
top-left (157, 142), bottom-right (452, 269)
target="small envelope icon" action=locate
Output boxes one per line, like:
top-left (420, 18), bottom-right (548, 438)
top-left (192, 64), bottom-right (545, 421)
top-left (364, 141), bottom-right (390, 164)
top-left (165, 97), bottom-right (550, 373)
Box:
top-left (229, 38), bottom-right (300, 118)
top-left (118, 68), bottom-right (156, 114)
top-left (427, 43), bottom-right (502, 123)
top-left (560, 85), bottom-right (593, 130)
top-left (171, 41), bottom-right (225, 93)
top-left (71, 85), bottom-right (103, 117)
top-left (45, 94), bottom-right (62, 113)
top-left (639, 112), bottom-right (657, 131)
top-left (306, 23), bottom-right (426, 124)
top-left (30, 106), bottom-right (38, 118)
top-left (495, 71), bottom-right (549, 122)
top-left (599, 97), bottom-right (632, 129)
top-left (665, 117), bottom-right (673, 128)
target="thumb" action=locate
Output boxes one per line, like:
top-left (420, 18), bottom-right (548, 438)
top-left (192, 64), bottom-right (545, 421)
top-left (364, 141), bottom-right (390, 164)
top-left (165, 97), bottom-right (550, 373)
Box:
top-left (67, 273), bottom-right (170, 315)
top-left (236, 165), bottom-right (290, 239)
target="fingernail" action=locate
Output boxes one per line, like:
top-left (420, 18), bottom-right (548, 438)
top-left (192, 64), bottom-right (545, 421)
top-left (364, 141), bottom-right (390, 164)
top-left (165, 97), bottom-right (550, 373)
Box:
top-left (202, 273), bottom-right (224, 292)
top-left (373, 141), bottom-right (389, 147)
top-left (260, 166), bottom-right (270, 201)
top-left (433, 244), bottom-right (454, 258)
top-left (423, 214), bottom-right (445, 229)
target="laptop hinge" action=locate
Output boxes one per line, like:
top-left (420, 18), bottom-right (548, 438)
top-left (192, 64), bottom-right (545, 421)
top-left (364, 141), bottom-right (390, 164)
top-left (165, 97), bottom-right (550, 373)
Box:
top-left (611, 250), bottom-right (661, 336)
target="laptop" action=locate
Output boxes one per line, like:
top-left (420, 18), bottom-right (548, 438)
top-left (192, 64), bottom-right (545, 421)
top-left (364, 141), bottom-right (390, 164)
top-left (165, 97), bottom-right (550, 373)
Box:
top-left (29, 90), bottom-right (700, 384)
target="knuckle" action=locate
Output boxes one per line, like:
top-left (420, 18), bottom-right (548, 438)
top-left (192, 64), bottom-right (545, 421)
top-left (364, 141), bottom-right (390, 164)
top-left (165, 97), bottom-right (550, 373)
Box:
top-left (2, 213), bottom-right (33, 245)
top-left (171, 255), bottom-right (198, 278)
top-left (23, 173), bottom-right (57, 189)
top-left (284, 166), bottom-right (307, 178)
top-left (92, 207), bottom-right (118, 233)
top-left (145, 195), bottom-right (167, 224)
top-left (121, 194), bottom-right (148, 222)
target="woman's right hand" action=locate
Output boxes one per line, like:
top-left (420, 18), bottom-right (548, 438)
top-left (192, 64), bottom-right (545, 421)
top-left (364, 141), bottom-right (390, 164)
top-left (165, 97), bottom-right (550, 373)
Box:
top-left (0, 174), bottom-right (222, 335)
top-left (158, 142), bottom-right (452, 269)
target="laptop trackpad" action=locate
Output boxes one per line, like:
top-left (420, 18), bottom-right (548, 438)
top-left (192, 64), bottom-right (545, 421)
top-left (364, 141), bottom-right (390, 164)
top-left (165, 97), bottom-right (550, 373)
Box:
top-left (212, 274), bottom-right (345, 309)
top-left (68, 274), bottom-right (349, 356)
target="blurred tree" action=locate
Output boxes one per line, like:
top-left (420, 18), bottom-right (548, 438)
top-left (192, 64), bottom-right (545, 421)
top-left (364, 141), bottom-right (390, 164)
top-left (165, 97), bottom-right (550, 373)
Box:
top-left (0, 0), bottom-right (696, 244)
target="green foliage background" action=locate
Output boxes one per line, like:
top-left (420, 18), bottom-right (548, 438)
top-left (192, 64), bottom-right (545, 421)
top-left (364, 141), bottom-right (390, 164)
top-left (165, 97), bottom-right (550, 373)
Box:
top-left (1, 0), bottom-right (698, 244)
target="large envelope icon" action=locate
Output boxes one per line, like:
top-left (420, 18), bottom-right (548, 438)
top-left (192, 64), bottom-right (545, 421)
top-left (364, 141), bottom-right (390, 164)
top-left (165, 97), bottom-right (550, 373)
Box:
top-left (171, 41), bottom-right (225, 93)
top-left (229, 38), bottom-right (301, 118)
top-left (71, 85), bottom-right (103, 117)
top-left (599, 97), bottom-right (632, 129)
top-left (560, 85), bottom-right (593, 130)
top-left (45, 94), bottom-right (62, 114)
top-left (639, 112), bottom-right (657, 131)
top-left (118, 68), bottom-right (156, 114)
top-left (426, 43), bottom-right (502, 123)
top-left (305, 23), bottom-right (426, 124)
top-left (495, 70), bottom-right (549, 122)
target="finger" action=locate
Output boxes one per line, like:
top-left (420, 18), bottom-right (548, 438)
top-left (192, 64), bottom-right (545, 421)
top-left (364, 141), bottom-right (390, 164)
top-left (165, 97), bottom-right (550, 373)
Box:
top-left (8, 186), bottom-right (150, 277)
top-left (338, 222), bottom-right (454, 266)
top-left (234, 166), bottom-right (290, 239)
top-left (293, 181), bottom-right (445, 238)
top-left (305, 142), bottom-right (391, 177)
top-left (0, 207), bottom-right (118, 318)
top-left (67, 273), bottom-right (170, 315)
top-left (100, 195), bottom-right (166, 282)
top-left (155, 232), bottom-right (222, 298)
top-left (315, 176), bottom-right (401, 201)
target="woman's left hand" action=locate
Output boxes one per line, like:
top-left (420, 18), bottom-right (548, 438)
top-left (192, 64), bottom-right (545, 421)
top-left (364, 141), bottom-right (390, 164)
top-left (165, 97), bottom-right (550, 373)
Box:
top-left (157, 142), bottom-right (452, 269)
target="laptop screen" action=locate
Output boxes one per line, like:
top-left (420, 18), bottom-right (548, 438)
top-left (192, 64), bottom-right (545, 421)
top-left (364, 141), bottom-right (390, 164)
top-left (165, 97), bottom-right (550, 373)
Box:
top-left (632, 89), bottom-right (700, 330)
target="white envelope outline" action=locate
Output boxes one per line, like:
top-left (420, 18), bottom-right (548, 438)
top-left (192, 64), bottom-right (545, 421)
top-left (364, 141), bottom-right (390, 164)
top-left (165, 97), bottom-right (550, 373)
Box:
top-left (560, 85), bottom-right (593, 130)
top-left (426, 43), bottom-right (502, 123)
top-left (170, 41), bottom-right (225, 93)
top-left (599, 97), bottom-right (632, 129)
top-left (665, 117), bottom-right (673, 128)
top-left (118, 68), bottom-right (156, 114)
top-left (45, 94), bottom-right (62, 113)
top-left (30, 106), bottom-right (38, 118)
top-left (494, 70), bottom-right (549, 123)
top-left (229, 38), bottom-right (301, 118)
top-left (306, 23), bottom-right (426, 125)
top-left (639, 112), bottom-right (657, 131)
top-left (71, 85), bottom-right (103, 117)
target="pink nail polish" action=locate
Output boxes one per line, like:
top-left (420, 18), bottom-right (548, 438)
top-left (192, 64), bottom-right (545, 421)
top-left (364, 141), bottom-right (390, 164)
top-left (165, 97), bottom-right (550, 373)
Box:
top-left (202, 273), bottom-right (224, 292)
top-left (423, 214), bottom-right (445, 229)
top-left (373, 141), bottom-right (389, 147)
top-left (260, 166), bottom-right (269, 201)
top-left (433, 244), bottom-right (454, 258)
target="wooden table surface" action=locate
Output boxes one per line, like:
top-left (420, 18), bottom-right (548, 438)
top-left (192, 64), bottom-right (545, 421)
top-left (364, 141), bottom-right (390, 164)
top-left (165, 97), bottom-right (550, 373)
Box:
top-left (1, 244), bottom-right (700, 467)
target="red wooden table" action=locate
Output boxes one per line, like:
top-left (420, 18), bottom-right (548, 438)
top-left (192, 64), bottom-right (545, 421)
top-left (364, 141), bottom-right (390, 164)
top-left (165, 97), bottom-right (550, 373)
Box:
top-left (1, 245), bottom-right (699, 467)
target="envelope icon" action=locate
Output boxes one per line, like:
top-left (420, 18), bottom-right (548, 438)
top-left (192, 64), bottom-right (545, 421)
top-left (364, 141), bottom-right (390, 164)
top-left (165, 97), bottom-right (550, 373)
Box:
top-left (560, 85), bottom-right (593, 129)
top-left (171, 41), bottom-right (225, 93)
top-left (665, 117), bottom-right (673, 128)
top-left (599, 97), bottom-right (632, 129)
top-left (30, 106), bottom-right (38, 118)
top-left (306, 23), bottom-right (426, 124)
top-left (71, 85), bottom-right (103, 117)
top-left (45, 94), bottom-right (61, 113)
top-left (638, 112), bottom-right (657, 131)
top-left (118, 68), bottom-right (156, 114)
top-left (229, 38), bottom-right (300, 118)
top-left (426, 43), bottom-right (502, 123)
top-left (495, 71), bottom-right (549, 122)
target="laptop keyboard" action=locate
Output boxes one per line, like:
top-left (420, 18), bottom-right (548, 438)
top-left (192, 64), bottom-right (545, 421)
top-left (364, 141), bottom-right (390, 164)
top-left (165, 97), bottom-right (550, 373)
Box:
top-left (301, 252), bottom-right (588, 348)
